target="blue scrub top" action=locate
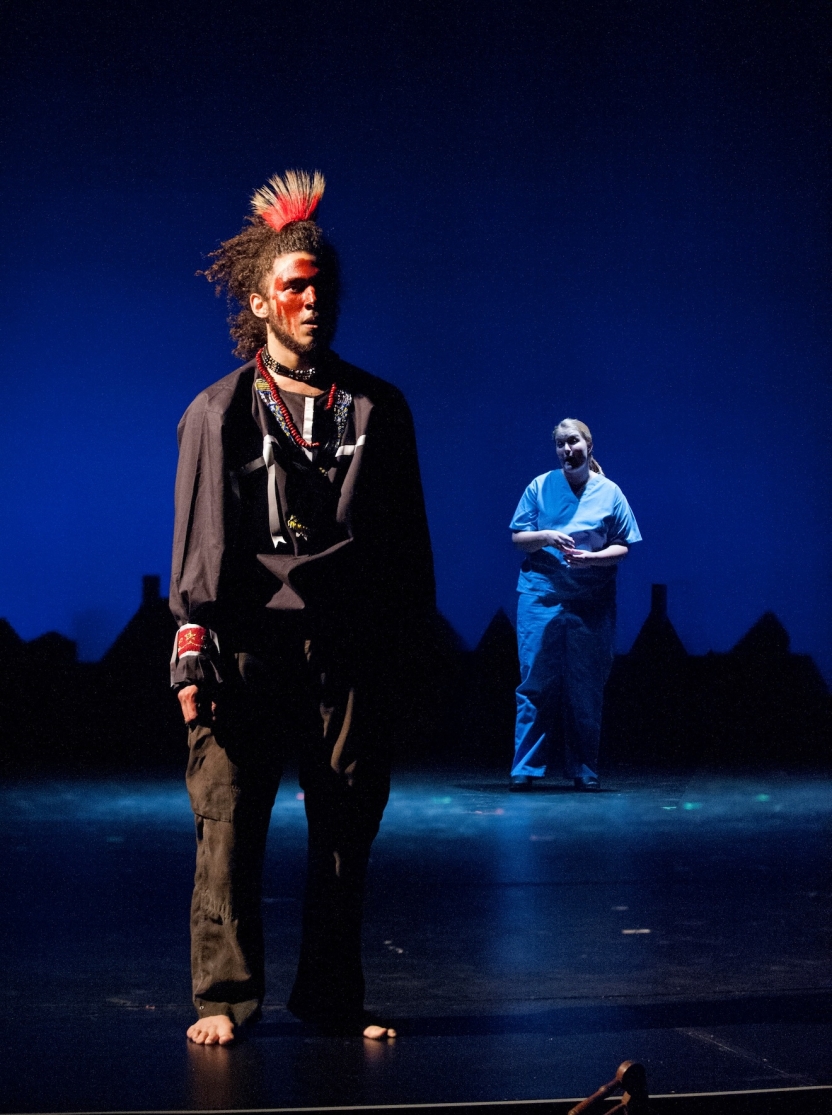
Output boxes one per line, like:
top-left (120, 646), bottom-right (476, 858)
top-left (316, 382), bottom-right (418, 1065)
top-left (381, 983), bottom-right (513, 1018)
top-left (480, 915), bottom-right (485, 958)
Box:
top-left (510, 470), bottom-right (642, 601)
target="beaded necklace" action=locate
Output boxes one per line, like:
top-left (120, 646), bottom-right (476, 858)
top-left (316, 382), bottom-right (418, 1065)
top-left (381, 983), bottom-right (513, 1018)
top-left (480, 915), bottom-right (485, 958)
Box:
top-left (255, 349), bottom-right (336, 451)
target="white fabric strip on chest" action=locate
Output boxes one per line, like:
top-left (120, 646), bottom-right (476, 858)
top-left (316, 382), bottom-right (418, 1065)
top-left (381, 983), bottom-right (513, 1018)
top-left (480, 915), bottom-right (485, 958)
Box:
top-left (303, 397), bottom-right (315, 461)
top-left (261, 436), bottom-right (288, 547)
top-left (334, 434), bottom-right (366, 458)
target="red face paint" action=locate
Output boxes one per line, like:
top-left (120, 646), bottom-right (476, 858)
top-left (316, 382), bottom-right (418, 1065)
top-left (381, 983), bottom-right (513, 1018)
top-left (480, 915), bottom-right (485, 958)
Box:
top-left (272, 260), bottom-right (317, 328)
top-left (266, 252), bottom-right (335, 355)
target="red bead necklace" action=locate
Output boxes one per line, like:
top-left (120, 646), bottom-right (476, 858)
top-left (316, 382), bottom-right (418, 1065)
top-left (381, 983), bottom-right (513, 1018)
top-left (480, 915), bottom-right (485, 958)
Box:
top-left (256, 350), bottom-right (337, 451)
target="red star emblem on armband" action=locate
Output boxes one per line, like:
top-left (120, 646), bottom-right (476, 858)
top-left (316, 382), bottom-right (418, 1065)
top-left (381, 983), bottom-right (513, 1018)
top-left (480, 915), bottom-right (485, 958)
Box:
top-left (177, 626), bottom-right (208, 656)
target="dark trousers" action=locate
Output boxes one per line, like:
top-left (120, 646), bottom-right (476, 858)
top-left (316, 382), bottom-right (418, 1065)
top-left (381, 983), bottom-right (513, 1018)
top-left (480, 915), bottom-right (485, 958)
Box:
top-left (185, 624), bottom-right (391, 1027)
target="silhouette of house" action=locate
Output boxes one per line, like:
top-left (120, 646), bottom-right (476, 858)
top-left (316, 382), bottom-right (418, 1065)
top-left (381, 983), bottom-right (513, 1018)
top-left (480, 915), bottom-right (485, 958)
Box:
top-left (0, 626), bottom-right (88, 773)
top-left (463, 608), bottom-right (519, 769)
top-left (398, 606), bottom-right (520, 770)
top-left (394, 608), bottom-right (468, 764)
top-left (0, 620), bottom-right (29, 767)
top-left (603, 584), bottom-right (695, 766)
top-left (91, 575), bottom-right (182, 769)
top-left (696, 611), bottom-right (831, 765)
top-left (604, 588), bottom-right (831, 768)
top-left (0, 578), bottom-right (828, 773)
top-left (0, 576), bottom-right (181, 773)
top-left (628, 584), bottom-right (687, 662)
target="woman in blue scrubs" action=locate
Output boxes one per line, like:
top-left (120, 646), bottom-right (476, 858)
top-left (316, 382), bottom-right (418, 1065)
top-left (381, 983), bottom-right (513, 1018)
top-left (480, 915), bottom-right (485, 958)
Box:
top-left (509, 419), bottom-right (641, 792)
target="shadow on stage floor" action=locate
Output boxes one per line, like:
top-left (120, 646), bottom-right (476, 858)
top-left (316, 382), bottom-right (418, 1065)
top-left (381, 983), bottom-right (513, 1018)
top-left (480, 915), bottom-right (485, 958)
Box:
top-left (1, 764), bottom-right (830, 1113)
top-left (252, 990), bottom-right (832, 1039)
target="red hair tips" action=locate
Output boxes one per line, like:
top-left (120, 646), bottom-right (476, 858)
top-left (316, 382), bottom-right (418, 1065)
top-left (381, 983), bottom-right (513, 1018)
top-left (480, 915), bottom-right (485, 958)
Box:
top-left (250, 169), bottom-right (326, 233)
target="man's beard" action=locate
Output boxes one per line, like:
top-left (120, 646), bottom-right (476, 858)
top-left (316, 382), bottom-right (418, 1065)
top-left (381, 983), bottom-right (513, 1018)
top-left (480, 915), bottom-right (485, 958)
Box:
top-left (267, 309), bottom-right (333, 359)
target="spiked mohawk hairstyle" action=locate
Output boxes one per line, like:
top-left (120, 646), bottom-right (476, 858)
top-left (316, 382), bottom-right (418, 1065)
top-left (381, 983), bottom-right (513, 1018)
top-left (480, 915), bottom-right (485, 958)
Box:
top-left (200, 169), bottom-right (338, 361)
top-left (251, 169), bottom-right (325, 232)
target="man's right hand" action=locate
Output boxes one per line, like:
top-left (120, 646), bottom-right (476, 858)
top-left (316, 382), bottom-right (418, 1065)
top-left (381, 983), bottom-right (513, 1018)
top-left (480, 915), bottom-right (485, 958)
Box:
top-left (178, 684), bottom-right (201, 724)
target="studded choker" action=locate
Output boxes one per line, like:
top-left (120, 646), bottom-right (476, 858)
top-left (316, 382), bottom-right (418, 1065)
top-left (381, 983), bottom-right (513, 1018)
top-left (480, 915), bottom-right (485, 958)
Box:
top-left (258, 347), bottom-right (317, 383)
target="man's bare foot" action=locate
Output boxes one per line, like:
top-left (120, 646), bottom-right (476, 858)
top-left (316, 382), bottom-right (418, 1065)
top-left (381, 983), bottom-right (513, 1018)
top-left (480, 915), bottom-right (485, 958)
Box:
top-left (363, 1022), bottom-right (396, 1040)
top-left (187, 1014), bottom-right (235, 1045)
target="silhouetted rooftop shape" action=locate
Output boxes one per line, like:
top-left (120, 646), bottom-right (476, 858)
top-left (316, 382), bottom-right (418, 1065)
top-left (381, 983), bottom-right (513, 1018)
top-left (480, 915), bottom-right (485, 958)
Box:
top-left (730, 611), bottom-right (790, 658)
top-left (474, 607), bottom-right (517, 657)
top-left (427, 610), bottom-right (468, 657)
top-left (0, 618), bottom-right (25, 658)
top-left (25, 631), bottom-right (78, 667)
top-left (627, 584), bottom-right (687, 661)
top-left (102, 572), bottom-right (176, 672)
top-left (142, 574), bottom-right (161, 606)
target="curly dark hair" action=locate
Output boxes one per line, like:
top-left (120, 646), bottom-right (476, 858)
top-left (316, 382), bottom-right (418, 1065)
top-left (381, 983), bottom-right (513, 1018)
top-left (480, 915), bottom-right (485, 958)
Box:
top-left (200, 218), bottom-right (340, 361)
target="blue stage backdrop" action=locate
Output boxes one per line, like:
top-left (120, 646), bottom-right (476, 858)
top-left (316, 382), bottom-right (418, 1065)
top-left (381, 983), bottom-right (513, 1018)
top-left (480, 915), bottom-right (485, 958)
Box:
top-left (0, 1), bottom-right (829, 680)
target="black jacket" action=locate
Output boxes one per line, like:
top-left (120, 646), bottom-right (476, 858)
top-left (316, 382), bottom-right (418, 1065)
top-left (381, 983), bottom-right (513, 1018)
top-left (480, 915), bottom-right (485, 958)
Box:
top-left (169, 356), bottom-right (435, 688)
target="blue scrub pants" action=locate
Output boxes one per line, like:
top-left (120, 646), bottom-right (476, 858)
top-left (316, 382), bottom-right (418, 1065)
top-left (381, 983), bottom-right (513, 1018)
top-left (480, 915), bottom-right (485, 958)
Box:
top-left (512, 590), bottom-right (615, 780)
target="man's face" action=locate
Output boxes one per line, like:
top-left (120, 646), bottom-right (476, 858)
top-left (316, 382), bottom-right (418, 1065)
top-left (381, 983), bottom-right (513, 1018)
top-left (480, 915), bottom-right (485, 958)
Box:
top-left (253, 251), bottom-right (337, 358)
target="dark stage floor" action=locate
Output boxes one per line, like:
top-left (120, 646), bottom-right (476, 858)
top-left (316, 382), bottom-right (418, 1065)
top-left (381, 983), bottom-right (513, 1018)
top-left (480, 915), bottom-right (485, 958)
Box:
top-left (1, 765), bottom-right (830, 1113)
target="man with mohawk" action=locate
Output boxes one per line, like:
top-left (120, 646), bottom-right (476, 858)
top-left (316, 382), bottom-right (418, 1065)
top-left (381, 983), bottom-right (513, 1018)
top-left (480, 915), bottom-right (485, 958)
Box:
top-left (170, 170), bottom-right (434, 1045)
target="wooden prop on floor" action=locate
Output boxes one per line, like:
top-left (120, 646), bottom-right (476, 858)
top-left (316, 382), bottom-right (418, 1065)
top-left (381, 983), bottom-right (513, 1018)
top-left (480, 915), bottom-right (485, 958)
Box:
top-left (568, 1060), bottom-right (652, 1114)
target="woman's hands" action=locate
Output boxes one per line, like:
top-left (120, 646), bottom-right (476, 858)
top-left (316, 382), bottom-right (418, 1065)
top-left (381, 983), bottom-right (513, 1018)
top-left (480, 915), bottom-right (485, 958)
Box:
top-left (563, 547), bottom-right (593, 564)
top-left (564, 543), bottom-right (629, 565)
top-left (512, 530), bottom-right (575, 553)
top-left (512, 532), bottom-right (629, 565)
top-left (544, 530), bottom-right (576, 553)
